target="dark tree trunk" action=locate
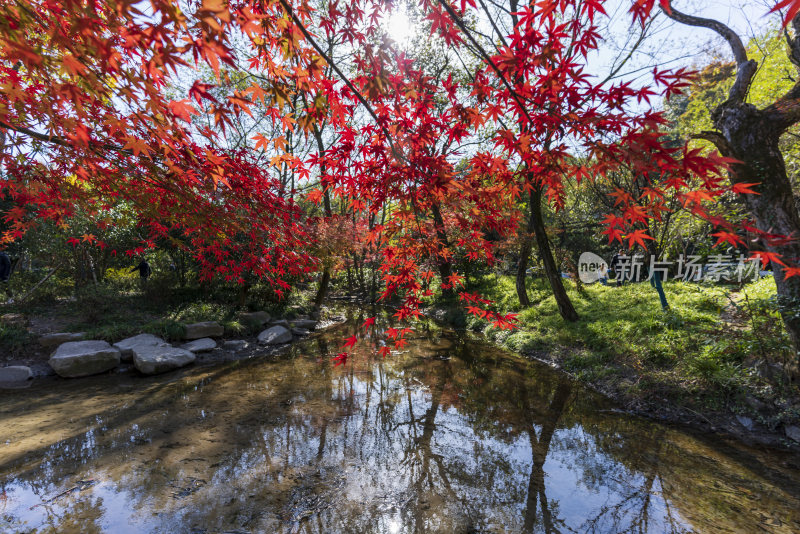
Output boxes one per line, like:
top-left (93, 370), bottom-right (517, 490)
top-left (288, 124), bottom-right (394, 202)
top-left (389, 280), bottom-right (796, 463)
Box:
top-left (314, 267), bottom-right (331, 310)
top-left (530, 189), bottom-right (579, 321)
top-left (516, 194), bottom-right (535, 307)
top-left (431, 203), bottom-right (455, 300)
top-left (716, 109), bottom-right (800, 356)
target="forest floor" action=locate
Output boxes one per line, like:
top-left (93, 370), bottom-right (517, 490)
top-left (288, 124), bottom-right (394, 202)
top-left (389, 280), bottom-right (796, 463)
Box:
top-left (432, 274), bottom-right (800, 451)
top-left (0, 280), bottom-right (316, 375)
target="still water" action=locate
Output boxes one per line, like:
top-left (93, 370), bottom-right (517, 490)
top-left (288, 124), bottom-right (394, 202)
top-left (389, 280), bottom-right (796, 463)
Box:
top-left (1, 310), bottom-right (799, 533)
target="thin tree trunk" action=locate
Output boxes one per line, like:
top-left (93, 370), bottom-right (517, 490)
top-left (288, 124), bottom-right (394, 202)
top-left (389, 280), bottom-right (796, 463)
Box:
top-left (430, 203), bottom-right (455, 300)
top-left (311, 123), bottom-right (334, 311)
top-left (530, 189), bottom-right (579, 321)
top-left (313, 268), bottom-right (331, 310)
top-left (516, 195), bottom-right (535, 307)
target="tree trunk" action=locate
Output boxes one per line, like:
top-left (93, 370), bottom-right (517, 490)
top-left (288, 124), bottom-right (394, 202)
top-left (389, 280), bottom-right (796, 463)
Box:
top-left (530, 189), bottom-right (579, 321)
top-left (516, 195), bottom-right (535, 307)
top-left (713, 104), bottom-right (800, 366)
top-left (660, 2), bottom-right (800, 372)
top-left (430, 203), bottom-right (455, 300)
top-left (313, 267), bottom-right (331, 310)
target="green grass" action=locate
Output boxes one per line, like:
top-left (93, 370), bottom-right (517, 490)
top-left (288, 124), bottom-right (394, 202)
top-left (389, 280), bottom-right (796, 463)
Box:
top-left (455, 273), bottom-right (796, 415)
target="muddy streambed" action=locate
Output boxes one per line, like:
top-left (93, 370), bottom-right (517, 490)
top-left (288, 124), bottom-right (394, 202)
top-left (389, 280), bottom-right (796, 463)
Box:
top-left (1, 310), bottom-right (799, 533)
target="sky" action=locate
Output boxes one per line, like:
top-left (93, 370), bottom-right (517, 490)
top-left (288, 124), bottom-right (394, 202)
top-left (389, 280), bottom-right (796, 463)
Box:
top-left (594, 0), bottom-right (781, 82)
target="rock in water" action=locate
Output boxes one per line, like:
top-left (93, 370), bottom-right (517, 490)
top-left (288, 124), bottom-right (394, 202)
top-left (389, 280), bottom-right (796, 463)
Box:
top-left (222, 340), bottom-right (249, 351)
top-left (258, 325), bottom-right (292, 345)
top-left (184, 321), bottom-right (224, 340)
top-left (132, 344), bottom-right (195, 375)
top-left (291, 319), bottom-right (317, 330)
top-left (113, 333), bottom-right (167, 362)
top-left (180, 338), bottom-right (216, 353)
top-left (269, 319), bottom-right (290, 328)
top-left (291, 327), bottom-right (310, 337)
top-left (49, 341), bottom-right (121, 378)
top-left (40, 332), bottom-right (86, 348)
top-left (786, 425), bottom-right (800, 443)
top-left (0, 365), bottom-right (32, 385)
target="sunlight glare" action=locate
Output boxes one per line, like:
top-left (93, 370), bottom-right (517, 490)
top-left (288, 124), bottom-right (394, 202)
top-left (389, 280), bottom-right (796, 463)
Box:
top-left (385, 6), bottom-right (414, 44)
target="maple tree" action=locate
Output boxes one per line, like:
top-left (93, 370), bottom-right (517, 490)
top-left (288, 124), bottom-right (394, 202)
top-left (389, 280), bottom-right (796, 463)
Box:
top-left (2, 0), bottom-right (800, 362)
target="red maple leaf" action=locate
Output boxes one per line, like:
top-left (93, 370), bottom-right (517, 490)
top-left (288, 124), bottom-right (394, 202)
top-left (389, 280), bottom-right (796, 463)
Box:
top-left (332, 353), bottom-right (348, 367)
top-left (342, 335), bottom-right (358, 349)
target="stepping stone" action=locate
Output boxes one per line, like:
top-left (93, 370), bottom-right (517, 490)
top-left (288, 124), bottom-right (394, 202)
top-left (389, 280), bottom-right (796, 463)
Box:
top-left (132, 344), bottom-right (195, 375)
top-left (222, 340), bottom-right (249, 351)
top-left (0, 365), bottom-right (32, 387)
top-left (180, 338), bottom-right (216, 353)
top-left (40, 332), bottom-right (86, 348)
top-left (184, 321), bottom-right (224, 340)
top-left (258, 325), bottom-right (292, 345)
top-left (49, 341), bottom-right (120, 378)
top-left (270, 319), bottom-right (290, 328)
top-left (291, 327), bottom-right (310, 337)
top-left (113, 334), bottom-right (167, 362)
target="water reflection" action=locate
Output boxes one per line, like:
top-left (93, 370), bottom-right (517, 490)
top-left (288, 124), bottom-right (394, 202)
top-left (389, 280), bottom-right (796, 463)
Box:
top-left (1, 311), bottom-right (799, 533)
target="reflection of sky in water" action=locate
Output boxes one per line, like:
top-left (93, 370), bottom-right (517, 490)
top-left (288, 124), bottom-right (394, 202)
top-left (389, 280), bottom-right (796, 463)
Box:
top-left (1, 322), bottom-right (799, 533)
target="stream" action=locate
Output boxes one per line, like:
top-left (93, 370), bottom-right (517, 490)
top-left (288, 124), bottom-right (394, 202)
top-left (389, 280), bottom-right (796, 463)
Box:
top-left (1, 309), bottom-right (799, 533)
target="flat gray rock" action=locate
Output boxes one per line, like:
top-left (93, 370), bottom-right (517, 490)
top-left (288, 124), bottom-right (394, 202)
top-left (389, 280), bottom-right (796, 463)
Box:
top-left (269, 319), bottom-right (290, 328)
top-left (291, 319), bottom-right (317, 330)
top-left (184, 321), bottom-right (224, 340)
top-left (49, 341), bottom-right (120, 378)
top-left (0, 365), bottom-right (32, 383)
top-left (113, 333), bottom-right (167, 362)
top-left (291, 327), bottom-right (310, 337)
top-left (222, 339), bottom-right (249, 351)
top-left (180, 338), bottom-right (216, 353)
top-left (786, 425), bottom-right (800, 443)
top-left (258, 325), bottom-right (292, 345)
top-left (240, 311), bottom-right (271, 326)
top-left (40, 332), bottom-right (86, 348)
top-left (132, 344), bottom-right (195, 375)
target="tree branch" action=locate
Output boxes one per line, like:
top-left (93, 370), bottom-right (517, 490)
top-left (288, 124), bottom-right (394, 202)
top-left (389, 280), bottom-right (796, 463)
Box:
top-left (0, 119), bottom-right (131, 154)
top-left (661, 1), bottom-right (756, 104)
top-left (691, 130), bottom-right (732, 155)
top-left (275, 0), bottom-right (402, 159)
top-left (433, 0), bottom-right (535, 126)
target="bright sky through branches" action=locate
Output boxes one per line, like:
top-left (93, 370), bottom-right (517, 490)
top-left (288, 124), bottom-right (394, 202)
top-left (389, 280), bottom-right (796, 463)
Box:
top-left (384, 4), bottom-right (415, 44)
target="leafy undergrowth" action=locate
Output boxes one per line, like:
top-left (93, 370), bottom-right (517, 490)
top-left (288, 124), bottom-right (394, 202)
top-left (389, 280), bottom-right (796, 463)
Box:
top-left (2, 274), bottom-right (314, 346)
top-left (448, 274), bottom-right (799, 435)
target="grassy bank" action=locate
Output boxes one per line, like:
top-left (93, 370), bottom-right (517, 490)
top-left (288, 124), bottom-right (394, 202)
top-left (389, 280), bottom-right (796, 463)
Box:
top-left (445, 274), bottom-right (799, 444)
